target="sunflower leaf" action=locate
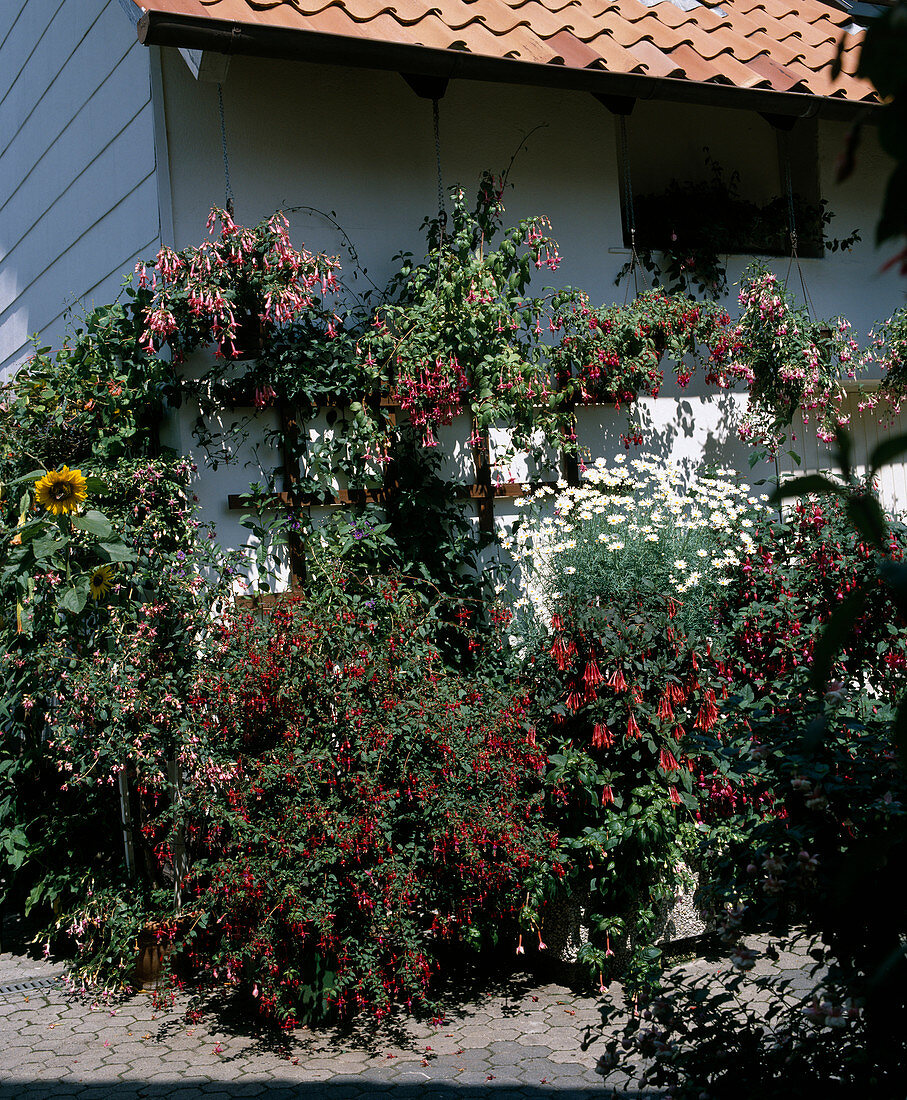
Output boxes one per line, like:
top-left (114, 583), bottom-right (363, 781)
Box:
top-left (31, 534), bottom-right (68, 562)
top-left (98, 541), bottom-right (136, 563)
top-left (57, 578), bottom-right (89, 615)
top-left (8, 469), bottom-right (47, 485)
top-left (71, 510), bottom-right (113, 539)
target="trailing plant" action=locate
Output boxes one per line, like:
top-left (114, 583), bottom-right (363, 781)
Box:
top-left (863, 301), bottom-right (907, 417)
top-left (360, 174), bottom-right (568, 455)
top-left (549, 290), bottom-right (739, 408)
top-left (620, 152), bottom-right (860, 299)
top-left (135, 206), bottom-right (341, 362)
top-left (723, 264), bottom-right (869, 452)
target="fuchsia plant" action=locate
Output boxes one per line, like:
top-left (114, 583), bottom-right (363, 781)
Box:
top-left (135, 207), bottom-right (341, 362)
top-left (722, 266), bottom-right (869, 452)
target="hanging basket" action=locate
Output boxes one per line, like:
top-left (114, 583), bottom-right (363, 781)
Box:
top-left (218, 312), bottom-right (267, 361)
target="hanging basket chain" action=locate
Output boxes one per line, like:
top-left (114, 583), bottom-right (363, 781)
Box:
top-left (780, 130), bottom-right (815, 317)
top-left (433, 97), bottom-right (446, 233)
top-left (217, 83), bottom-right (235, 219)
top-left (619, 114), bottom-right (641, 303)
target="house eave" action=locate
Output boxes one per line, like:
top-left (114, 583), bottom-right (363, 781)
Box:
top-left (136, 10), bottom-right (879, 122)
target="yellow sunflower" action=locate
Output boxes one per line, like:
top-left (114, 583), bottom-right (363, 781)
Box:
top-left (89, 565), bottom-right (115, 601)
top-left (34, 466), bottom-right (88, 515)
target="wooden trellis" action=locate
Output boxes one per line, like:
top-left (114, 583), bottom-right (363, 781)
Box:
top-left (225, 392), bottom-right (580, 592)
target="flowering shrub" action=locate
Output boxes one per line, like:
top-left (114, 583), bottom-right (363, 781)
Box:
top-left (0, 455), bottom-right (232, 959)
top-left (717, 490), bottom-right (907, 700)
top-left (0, 309), bottom-right (236, 976)
top-left (594, 486), bottom-right (907, 1096)
top-left (136, 206), bottom-right (340, 361)
top-left (502, 456), bottom-right (771, 989)
top-left (360, 175), bottom-right (568, 453)
top-left (548, 290), bottom-right (739, 407)
top-left (178, 578), bottom-right (558, 1023)
top-left (726, 265), bottom-right (868, 451)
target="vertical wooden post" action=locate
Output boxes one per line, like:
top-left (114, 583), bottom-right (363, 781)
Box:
top-left (117, 767), bottom-right (136, 878)
top-left (560, 412), bottom-right (580, 487)
top-left (168, 753), bottom-right (188, 911)
top-left (471, 417), bottom-right (494, 534)
top-left (278, 399), bottom-right (306, 590)
top-left (558, 376), bottom-right (581, 488)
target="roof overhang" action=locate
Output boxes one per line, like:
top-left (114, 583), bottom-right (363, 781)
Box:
top-left (134, 6), bottom-right (879, 122)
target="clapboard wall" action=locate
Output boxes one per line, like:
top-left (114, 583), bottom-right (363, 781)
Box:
top-left (0, 0), bottom-right (161, 378)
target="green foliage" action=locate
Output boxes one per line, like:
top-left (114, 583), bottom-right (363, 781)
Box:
top-left (0, 293), bottom-right (169, 468)
top-left (621, 152), bottom-right (860, 299)
top-left (178, 577), bottom-right (558, 1024)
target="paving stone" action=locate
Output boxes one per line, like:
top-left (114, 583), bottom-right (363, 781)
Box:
top-left (0, 935), bottom-right (821, 1096)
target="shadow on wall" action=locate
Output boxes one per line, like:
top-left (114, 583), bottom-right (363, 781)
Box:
top-left (576, 386), bottom-right (774, 487)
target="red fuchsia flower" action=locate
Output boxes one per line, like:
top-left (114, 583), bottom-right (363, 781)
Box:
top-left (601, 785), bottom-right (614, 806)
top-left (659, 749), bottom-right (680, 774)
top-left (694, 689), bottom-right (719, 731)
top-left (667, 682), bottom-right (686, 704)
top-left (626, 712), bottom-right (641, 740)
top-left (592, 723), bottom-right (613, 749)
top-left (607, 667), bottom-right (627, 691)
top-left (550, 636), bottom-right (574, 670)
top-left (566, 689), bottom-right (584, 712)
top-left (583, 659), bottom-right (603, 688)
top-left (668, 786), bottom-right (682, 805)
top-left (656, 694), bottom-right (674, 722)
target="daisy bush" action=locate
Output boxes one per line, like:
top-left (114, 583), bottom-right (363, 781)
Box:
top-left (506, 453), bottom-right (772, 639)
top-left (499, 455), bottom-right (773, 990)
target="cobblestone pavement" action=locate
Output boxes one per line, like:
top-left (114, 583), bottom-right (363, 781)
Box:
top-left (0, 935), bottom-right (815, 1100)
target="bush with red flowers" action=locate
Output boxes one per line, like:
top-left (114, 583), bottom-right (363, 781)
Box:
top-left (595, 489), bottom-right (907, 1098)
top-left (178, 574), bottom-right (559, 1024)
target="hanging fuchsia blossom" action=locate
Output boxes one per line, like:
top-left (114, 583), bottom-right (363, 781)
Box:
top-left (135, 207), bottom-right (340, 363)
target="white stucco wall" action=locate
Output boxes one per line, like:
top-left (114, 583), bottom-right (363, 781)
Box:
top-left (151, 48), bottom-right (906, 553)
top-left (0, 0), bottom-right (162, 377)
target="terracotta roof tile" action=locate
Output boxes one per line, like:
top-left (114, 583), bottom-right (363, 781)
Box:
top-left (745, 30), bottom-right (808, 65)
top-left (627, 36), bottom-right (685, 77)
top-left (745, 51), bottom-right (810, 92)
top-left (135, 0), bottom-right (879, 104)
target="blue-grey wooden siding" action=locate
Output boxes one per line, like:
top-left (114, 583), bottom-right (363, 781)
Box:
top-left (0, 0), bottom-right (160, 376)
